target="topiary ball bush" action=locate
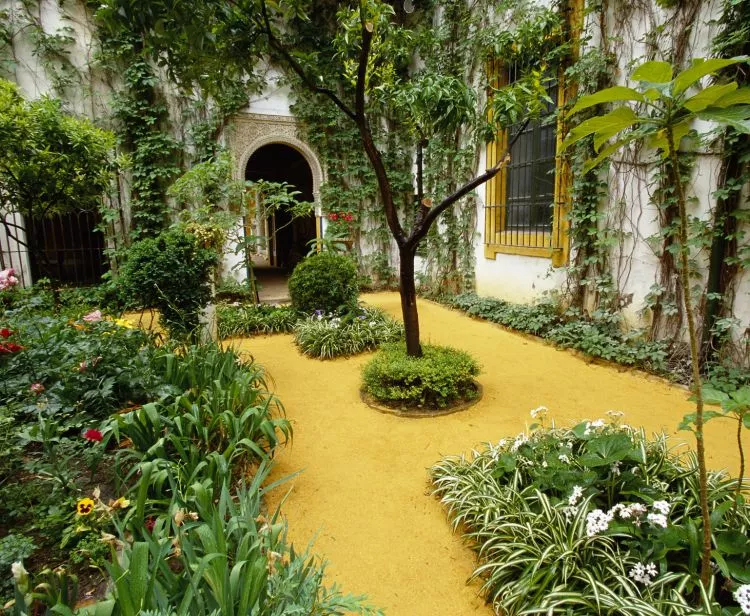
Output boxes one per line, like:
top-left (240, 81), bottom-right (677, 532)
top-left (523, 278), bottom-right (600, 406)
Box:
top-left (288, 252), bottom-right (358, 314)
top-left (362, 343), bottom-right (480, 409)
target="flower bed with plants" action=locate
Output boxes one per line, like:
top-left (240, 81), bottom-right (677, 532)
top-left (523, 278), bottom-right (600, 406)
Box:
top-left (0, 283), bottom-right (380, 614)
top-left (362, 343), bottom-right (480, 411)
top-left (431, 410), bottom-right (750, 615)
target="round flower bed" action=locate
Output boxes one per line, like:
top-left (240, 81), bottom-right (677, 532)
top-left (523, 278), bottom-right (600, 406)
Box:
top-left (361, 343), bottom-right (480, 412)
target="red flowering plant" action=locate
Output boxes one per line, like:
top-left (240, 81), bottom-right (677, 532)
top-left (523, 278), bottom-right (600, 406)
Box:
top-left (0, 326), bottom-right (23, 355)
top-left (325, 210), bottom-right (357, 236)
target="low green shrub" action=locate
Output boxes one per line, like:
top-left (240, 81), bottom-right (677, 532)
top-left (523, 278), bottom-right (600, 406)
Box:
top-left (288, 252), bottom-right (358, 314)
top-left (450, 292), bottom-right (560, 335)
top-left (294, 307), bottom-right (403, 359)
top-left (447, 293), bottom-right (669, 374)
top-left (217, 303), bottom-right (299, 338)
top-left (431, 414), bottom-right (750, 614)
top-left (1, 311), bottom-right (159, 430)
top-left (116, 228), bottom-right (218, 339)
top-left (547, 319), bottom-right (668, 370)
top-left (68, 468), bottom-right (382, 616)
top-left (362, 343), bottom-right (480, 409)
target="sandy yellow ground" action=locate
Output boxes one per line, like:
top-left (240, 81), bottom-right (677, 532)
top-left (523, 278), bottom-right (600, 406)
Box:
top-left (229, 292), bottom-right (749, 616)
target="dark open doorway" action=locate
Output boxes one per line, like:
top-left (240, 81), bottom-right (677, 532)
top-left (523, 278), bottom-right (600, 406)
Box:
top-left (245, 143), bottom-right (317, 271)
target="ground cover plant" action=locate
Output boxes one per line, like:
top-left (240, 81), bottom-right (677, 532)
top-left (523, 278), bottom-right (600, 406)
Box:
top-left (0, 283), bottom-right (379, 614)
top-left (362, 343), bottom-right (479, 409)
top-left (294, 307), bottom-right (403, 359)
top-left (217, 303), bottom-right (299, 338)
top-left (445, 292), bottom-right (670, 376)
top-left (431, 411), bottom-right (750, 614)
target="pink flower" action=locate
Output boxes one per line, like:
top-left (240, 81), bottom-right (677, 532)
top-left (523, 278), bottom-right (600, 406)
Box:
top-left (83, 310), bottom-right (103, 323)
top-left (83, 429), bottom-right (103, 442)
top-left (30, 383), bottom-right (45, 395)
top-left (0, 268), bottom-right (18, 291)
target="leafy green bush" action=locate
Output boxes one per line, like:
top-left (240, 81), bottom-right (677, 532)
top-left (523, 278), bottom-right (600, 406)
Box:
top-left (362, 343), bottom-right (479, 409)
top-left (547, 320), bottom-right (668, 370)
top-left (450, 292), bottom-right (560, 335)
top-left (112, 344), bottom-right (291, 493)
top-left (294, 307), bottom-right (403, 359)
top-left (76, 468), bottom-right (381, 616)
top-left (431, 416), bottom-right (750, 614)
top-left (0, 312), bottom-right (159, 430)
top-left (288, 252), bottom-right (358, 314)
top-left (217, 303), bottom-right (299, 338)
top-left (116, 228), bottom-right (218, 339)
top-left (447, 293), bottom-right (669, 374)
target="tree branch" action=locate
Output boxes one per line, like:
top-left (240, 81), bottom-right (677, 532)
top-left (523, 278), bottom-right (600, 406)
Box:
top-left (258, 1), bottom-right (357, 122)
top-left (352, 4), bottom-right (406, 244)
top-left (408, 118), bottom-right (530, 247)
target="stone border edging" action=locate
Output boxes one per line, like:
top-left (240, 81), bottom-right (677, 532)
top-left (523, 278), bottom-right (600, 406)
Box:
top-left (359, 380), bottom-right (483, 418)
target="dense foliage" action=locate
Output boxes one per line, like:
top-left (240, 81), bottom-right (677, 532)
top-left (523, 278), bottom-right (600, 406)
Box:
top-left (116, 228), bottom-right (218, 339)
top-left (432, 415), bottom-right (750, 614)
top-left (217, 303), bottom-right (299, 338)
top-left (1, 284), bottom-right (379, 614)
top-left (288, 253), bottom-right (359, 314)
top-left (0, 79), bottom-right (115, 273)
top-left (362, 343), bottom-right (480, 409)
top-left (446, 293), bottom-right (669, 376)
top-left (294, 307), bottom-right (403, 359)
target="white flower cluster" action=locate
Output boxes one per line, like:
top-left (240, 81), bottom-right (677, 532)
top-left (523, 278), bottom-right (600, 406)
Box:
top-left (558, 454), bottom-right (571, 464)
top-left (586, 509), bottom-right (613, 536)
top-left (529, 405), bottom-right (548, 420)
top-left (586, 500), bottom-right (670, 536)
top-left (628, 561), bottom-right (658, 585)
top-left (568, 485), bottom-right (584, 507)
top-left (734, 584), bottom-right (750, 615)
top-left (510, 433), bottom-right (528, 453)
top-left (583, 419), bottom-right (606, 436)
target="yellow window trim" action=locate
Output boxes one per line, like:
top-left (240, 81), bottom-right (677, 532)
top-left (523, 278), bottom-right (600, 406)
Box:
top-left (484, 0), bottom-right (583, 269)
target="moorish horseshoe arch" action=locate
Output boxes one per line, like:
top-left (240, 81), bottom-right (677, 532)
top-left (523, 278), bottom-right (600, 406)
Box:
top-left (231, 113), bottom-right (326, 214)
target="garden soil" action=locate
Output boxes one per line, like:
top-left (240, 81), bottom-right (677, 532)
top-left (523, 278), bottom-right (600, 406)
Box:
top-left (229, 292), bottom-right (749, 616)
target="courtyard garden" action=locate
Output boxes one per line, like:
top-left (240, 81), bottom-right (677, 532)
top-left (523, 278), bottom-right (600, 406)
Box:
top-left (2, 0), bottom-right (750, 613)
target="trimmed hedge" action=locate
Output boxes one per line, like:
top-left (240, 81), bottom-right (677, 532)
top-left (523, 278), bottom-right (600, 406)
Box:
top-left (288, 252), bottom-right (358, 314)
top-left (362, 343), bottom-right (480, 409)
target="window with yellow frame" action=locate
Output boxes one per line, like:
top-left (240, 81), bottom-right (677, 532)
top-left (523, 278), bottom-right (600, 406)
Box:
top-left (484, 59), bottom-right (571, 267)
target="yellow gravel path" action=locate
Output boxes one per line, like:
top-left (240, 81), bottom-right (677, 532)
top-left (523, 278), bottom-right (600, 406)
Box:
top-left (229, 292), bottom-right (749, 616)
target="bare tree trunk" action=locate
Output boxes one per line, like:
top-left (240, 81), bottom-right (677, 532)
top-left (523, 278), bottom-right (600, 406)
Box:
top-left (399, 244), bottom-right (422, 357)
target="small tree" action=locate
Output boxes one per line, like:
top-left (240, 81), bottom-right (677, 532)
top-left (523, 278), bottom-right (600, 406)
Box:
top-left (258, 0), bottom-right (544, 357)
top-left (564, 57), bottom-right (750, 589)
top-left (0, 79), bottom-right (115, 273)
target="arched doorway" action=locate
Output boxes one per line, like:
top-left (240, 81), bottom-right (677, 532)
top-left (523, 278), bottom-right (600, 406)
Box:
top-left (245, 143), bottom-right (317, 271)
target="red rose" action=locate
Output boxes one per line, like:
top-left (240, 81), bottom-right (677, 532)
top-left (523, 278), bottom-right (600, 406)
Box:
top-left (328, 213), bottom-right (338, 221)
top-left (84, 429), bottom-right (103, 442)
top-left (0, 343), bottom-right (23, 354)
top-left (0, 328), bottom-right (11, 339)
